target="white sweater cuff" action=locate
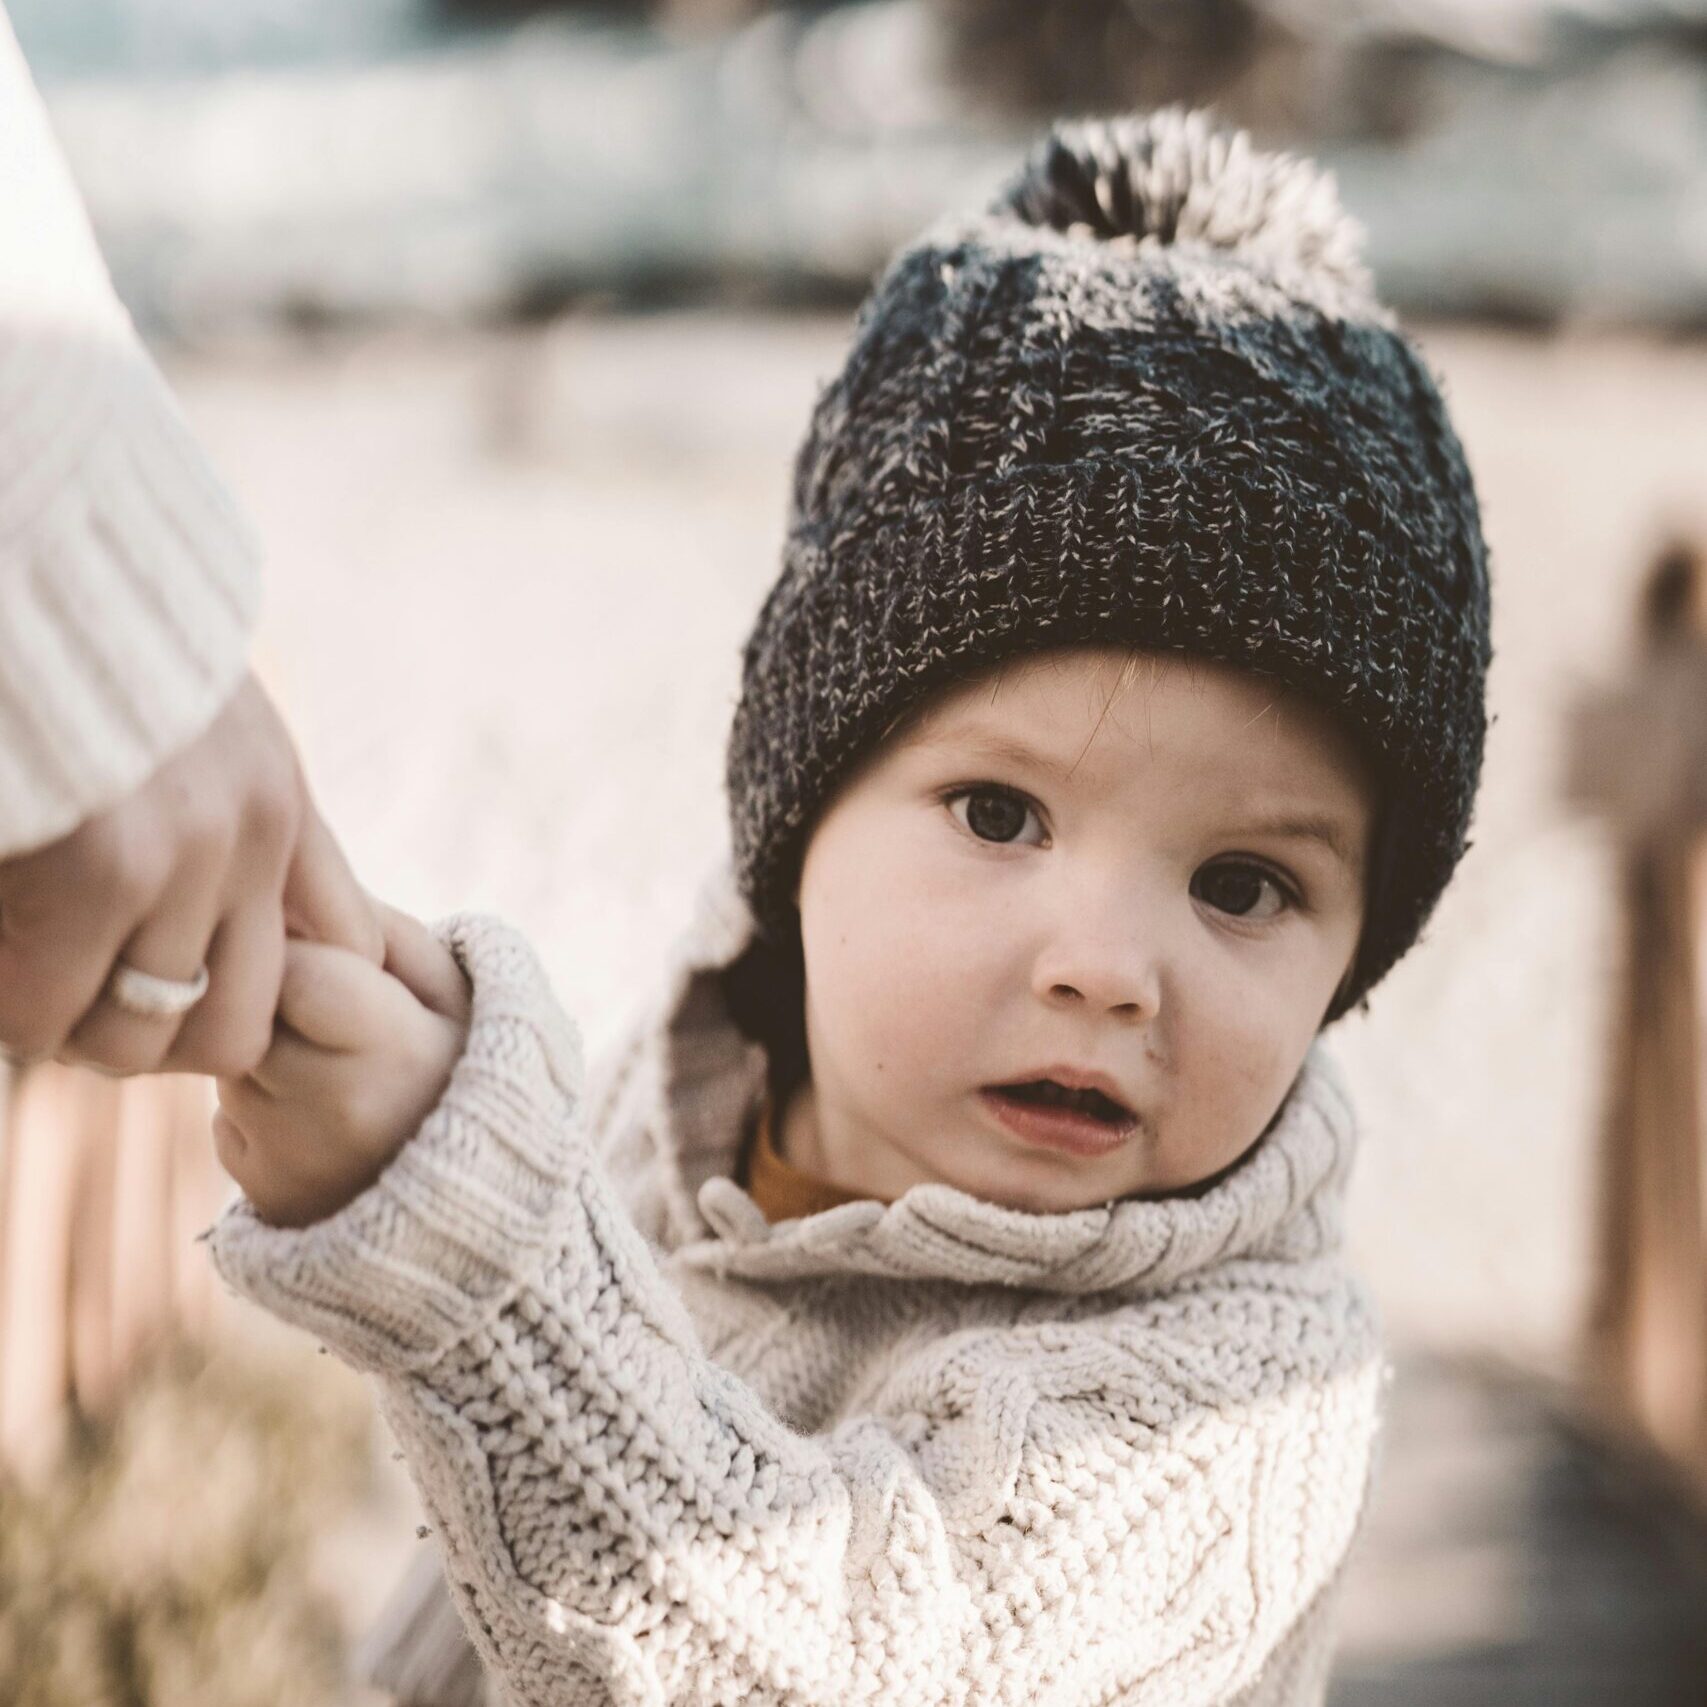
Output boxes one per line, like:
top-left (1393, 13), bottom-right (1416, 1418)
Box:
top-left (0, 335), bottom-right (261, 856)
top-left (200, 915), bottom-right (590, 1375)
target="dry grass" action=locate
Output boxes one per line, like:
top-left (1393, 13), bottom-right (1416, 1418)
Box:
top-left (0, 1334), bottom-right (376, 1707)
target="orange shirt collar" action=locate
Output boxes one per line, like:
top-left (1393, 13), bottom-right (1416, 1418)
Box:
top-left (739, 1093), bottom-right (895, 1223)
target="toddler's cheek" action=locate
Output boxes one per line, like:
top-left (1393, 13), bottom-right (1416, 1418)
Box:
top-left (858, 975), bottom-right (976, 1105)
top-left (803, 868), bottom-right (990, 1099)
top-left (1184, 1017), bottom-right (1303, 1160)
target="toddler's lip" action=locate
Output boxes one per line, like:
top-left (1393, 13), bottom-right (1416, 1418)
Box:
top-left (989, 1063), bottom-right (1136, 1120)
top-left (979, 1087), bottom-right (1138, 1157)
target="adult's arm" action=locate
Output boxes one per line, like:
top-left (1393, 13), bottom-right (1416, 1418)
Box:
top-left (0, 14), bottom-right (382, 1071)
top-left (0, 6), bottom-right (259, 860)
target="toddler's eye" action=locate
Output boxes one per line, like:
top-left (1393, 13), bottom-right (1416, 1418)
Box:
top-left (945, 785), bottom-right (1046, 847)
top-left (1192, 861), bottom-right (1294, 922)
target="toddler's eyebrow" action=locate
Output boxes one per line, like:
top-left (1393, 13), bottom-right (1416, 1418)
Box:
top-left (1235, 812), bottom-right (1358, 871)
top-left (921, 728), bottom-right (1078, 781)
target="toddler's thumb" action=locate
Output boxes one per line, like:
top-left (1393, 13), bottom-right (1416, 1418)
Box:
top-left (379, 903), bottom-right (473, 1025)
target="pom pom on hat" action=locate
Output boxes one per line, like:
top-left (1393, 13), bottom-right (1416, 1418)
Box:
top-left (991, 106), bottom-right (1375, 298)
top-left (725, 104), bottom-right (1491, 1023)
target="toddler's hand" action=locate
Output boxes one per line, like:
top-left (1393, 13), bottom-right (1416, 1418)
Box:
top-left (212, 902), bottom-right (472, 1228)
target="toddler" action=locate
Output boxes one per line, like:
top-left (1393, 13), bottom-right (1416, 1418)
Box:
top-left (200, 106), bottom-right (1491, 1707)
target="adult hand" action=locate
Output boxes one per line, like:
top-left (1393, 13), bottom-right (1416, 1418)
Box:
top-left (0, 672), bottom-right (384, 1077)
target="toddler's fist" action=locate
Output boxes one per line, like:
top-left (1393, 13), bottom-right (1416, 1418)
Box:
top-left (213, 903), bottom-right (472, 1228)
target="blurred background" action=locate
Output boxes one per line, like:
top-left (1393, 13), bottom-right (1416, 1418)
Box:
top-left (3, 0), bottom-right (1707, 1701)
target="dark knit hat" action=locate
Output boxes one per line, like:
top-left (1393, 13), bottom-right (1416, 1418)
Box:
top-left (724, 106), bottom-right (1492, 1022)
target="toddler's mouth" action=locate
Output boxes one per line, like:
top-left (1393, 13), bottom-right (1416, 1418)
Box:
top-left (994, 1079), bottom-right (1132, 1121)
top-left (980, 1077), bottom-right (1140, 1156)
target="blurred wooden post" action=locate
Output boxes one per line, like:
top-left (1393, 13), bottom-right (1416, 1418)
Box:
top-left (0, 1063), bottom-right (225, 1481)
top-left (1569, 536), bottom-right (1707, 1478)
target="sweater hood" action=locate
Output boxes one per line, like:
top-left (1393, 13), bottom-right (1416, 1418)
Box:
top-left (640, 852), bottom-right (1359, 1296)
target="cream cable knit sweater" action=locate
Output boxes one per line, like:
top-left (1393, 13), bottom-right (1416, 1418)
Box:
top-left (0, 9), bottom-right (258, 859)
top-left (204, 854), bottom-right (1387, 1707)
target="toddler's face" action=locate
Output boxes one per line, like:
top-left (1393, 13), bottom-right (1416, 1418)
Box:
top-left (783, 645), bottom-right (1376, 1212)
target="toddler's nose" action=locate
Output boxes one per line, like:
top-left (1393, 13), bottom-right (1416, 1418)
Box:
top-left (1031, 901), bottom-right (1164, 1022)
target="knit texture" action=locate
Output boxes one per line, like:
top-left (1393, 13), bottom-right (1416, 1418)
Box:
top-left (204, 853), bottom-right (1386, 1707)
top-left (724, 107), bottom-right (1492, 1019)
top-left (0, 9), bottom-right (260, 858)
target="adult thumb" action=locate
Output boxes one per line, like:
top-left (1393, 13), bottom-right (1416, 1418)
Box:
top-left (282, 789), bottom-right (385, 965)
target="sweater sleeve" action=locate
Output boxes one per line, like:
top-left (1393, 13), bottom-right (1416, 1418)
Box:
top-left (0, 7), bottom-right (259, 859)
top-left (202, 916), bottom-right (1383, 1707)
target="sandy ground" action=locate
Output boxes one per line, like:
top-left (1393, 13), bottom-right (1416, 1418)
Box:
top-left (159, 314), bottom-right (1707, 1678)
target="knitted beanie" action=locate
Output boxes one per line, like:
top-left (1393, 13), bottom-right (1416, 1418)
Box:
top-left (724, 106), bottom-right (1492, 1021)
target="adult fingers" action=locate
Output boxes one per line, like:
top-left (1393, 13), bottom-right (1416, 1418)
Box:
top-left (283, 791), bottom-right (384, 965)
top-left (154, 728), bottom-right (303, 1078)
top-left (0, 671), bottom-right (298, 1063)
top-left (158, 897), bottom-right (288, 1079)
top-left (0, 818), bottom-right (168, 1059)
top-left (57, 815), bottom-right (234, 1075)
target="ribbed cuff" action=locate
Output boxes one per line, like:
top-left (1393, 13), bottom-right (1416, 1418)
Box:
top-left (0, 334), bottom-right (260, 856)
top-left (200, 915), bottom-right (590, 1376)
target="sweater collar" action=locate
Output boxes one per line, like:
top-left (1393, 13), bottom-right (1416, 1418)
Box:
top-left (647, 852), bottom-right (1359, 1295)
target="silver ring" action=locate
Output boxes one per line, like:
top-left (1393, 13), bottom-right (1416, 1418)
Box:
top-left (105, 958), bottom-right (211, 1019)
